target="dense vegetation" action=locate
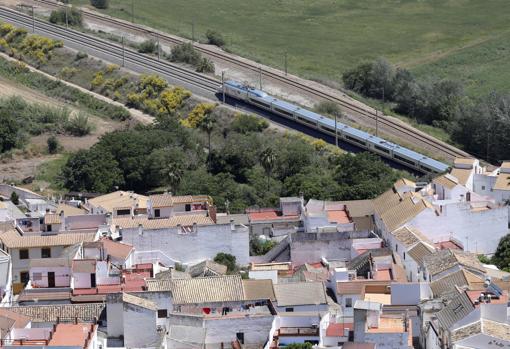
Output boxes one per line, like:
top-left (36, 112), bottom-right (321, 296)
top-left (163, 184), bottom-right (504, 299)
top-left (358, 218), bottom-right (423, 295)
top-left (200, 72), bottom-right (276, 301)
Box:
top-left (168, 43), bottom-right (215, 73)
top-left (49, 7), bottom-right (83, 27)
top-left (342, 58), bottom-right (510, 163)
top-left (487, 235), bottom-right (510, 272)
top-left (60, 103), bottom-right (404, 212)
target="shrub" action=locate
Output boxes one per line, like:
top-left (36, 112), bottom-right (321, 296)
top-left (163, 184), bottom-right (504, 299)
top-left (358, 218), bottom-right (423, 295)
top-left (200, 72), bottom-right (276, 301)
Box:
top-left (205, 29), bottom-right (225, 47)
top-left (137, 40), bottom-right (158, 54)
top-left (91, 71), bottom-right (104, 89)
top-left (180, 103), bottom-right (216, 128)
top-left (214, 253), bottom-right (236, 272)
top-left (49, 7), bottom-right (83, 27)
top-left (250, 237), bottom-right (276, 256)
top-left (196, 57), bottom-right (214, 73)
top-left (169, 42), bottom-right (201, 65)
top-left (47, 135), bottom-right (60, 154)
top-left (19, 35), bottom-right (63, 66)
top-left (59, 66), bottom-right (78, 79)
top-left (90, 0), bottom-right (109, 9)
top-left (159, 87), bottom-right (191, 114)
top-left (10, 191), bottom-right (19, 205)
top-left (0, 23), bottom-right (15, 37)
top-left (65, 112), bottom-right (93, 136)
top-left (75, 51), bottom-right (88, 60)
top-left (231, 114), bottom-right (268, 134)
top-left (105, 64), bottom-right (119, 74)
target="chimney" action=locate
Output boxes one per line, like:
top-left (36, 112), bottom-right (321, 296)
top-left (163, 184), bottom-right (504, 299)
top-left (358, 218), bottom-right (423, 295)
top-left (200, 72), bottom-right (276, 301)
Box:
top-left (193, 222), bottom-right (197, 233)
top-left (230, 219), bottom-right (235, 231)
top-left (177, 224), bottom-right (182, 233)
top-left (138, 224), bottom-right (143, 236)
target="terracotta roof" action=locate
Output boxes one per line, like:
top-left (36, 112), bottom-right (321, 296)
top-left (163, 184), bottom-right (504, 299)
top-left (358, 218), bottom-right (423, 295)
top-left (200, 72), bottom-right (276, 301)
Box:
top-left (113, 215), bottom-right (214, 230)
top-left (433, 174), bottom-right (459, 190)
top-left (0, 229), bottom-right (96, 249)
top-left (188, 260), bottom-right (227, 277)
top-left (242, 279), bottom-right (275, 301)
top-left (450, 168), bottom-right (472, 186)
top-left (150, 194), bottom-right (211, 208)
top-left (122, 293), bottom-right (157, 311)
top-left (336, 280), bottom-right (390, 295)
top-left (334, 200), bottom-right (374, 217)
top-left (327, 210), bottom-right (351, 224)
top-left (394, 178), bottom-right (416, 190)
top-left (494, 173), bottom-right (510, 191)
top-left (49, 323), bottom-right (97, 347)
top-left (326, 322), bottom-right (353, 337)
top-left (146, 278), bottom-right (173, 292)
top-left (0, 308), bottom-right (31, 328)
top-left (88, 191), bottom-right (148, 213)
top-left (44, 214), bottom-right (62, 225)
top-left (407, 242), bottom-right (435, 265)
top-left (171, 275), bottom-right (245, 304)
top-left (273, 282), bottom-right (327, 306)
top-left (424, 249), bottom-right (485, 278)
top-left (101, 239), bottom-right (133, 261)
top-left (55, 203), bottom-right (87, 216)
top-left (373, 187), bottom-right (403, 216)
top-left (247, 210), bottom-right (299, 222)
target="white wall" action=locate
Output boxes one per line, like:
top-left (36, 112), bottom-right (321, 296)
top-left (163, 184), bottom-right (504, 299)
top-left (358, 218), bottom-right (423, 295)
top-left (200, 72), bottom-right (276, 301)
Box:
top-left (248, 270), bottom-right (278, 284)
top-left (123, 303), bottom-right (159, 348)
top-left (73, 272), bottom-right (92, 289)
top-left (10, 246), bottom-right (64, 283)
top-left (30, 267), bottom-right (70, 288)
top-left (204, 315), bottom-right (274, 347)
top-left (106, 294), bottom-right (124, 338)
top-left (122, 223), bottom-right (249, 265)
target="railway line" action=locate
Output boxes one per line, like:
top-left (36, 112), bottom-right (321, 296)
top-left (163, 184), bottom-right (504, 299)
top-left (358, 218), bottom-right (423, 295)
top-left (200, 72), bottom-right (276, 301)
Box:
top-left (28, 0), bottom-right (471, 161)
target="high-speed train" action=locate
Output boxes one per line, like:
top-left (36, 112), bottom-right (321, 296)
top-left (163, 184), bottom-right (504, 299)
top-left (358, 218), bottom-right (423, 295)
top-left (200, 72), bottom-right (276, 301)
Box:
top-left (221, 80), bottom-right (449, 174)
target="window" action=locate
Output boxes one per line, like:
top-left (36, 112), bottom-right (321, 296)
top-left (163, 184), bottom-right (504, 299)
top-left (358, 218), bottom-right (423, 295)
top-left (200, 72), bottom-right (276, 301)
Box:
top-left (285, 307), bottom-right (294, 312)
top-left (185, 204), bottom-right (191, 212)
top-left (19, 249), bottom-right (29, 260)
top-left (403, 252), bottom-right (406, 260)
top-left (47, 224), bottom-right (52, 232)
top-left (236, 333), bottom-right (244, 345)
top-left (41, 248), bottom-right (51, 258)
top-left (154, 209), bottom-right (160, 218)
top-left (32, 272), bottom-right (42, 281)
top-left (157, 309), bottom-right (168, 318)
top-left (395, 244), bottom-right (398, 252)
top-left (482, 186), bottom-right (486, 191)
top-left (116, 209), bottom-right (131, 216)
top-left (20, 271), bottom-right (29, 285)
top-left (345, 298), bottom-right (353, 308)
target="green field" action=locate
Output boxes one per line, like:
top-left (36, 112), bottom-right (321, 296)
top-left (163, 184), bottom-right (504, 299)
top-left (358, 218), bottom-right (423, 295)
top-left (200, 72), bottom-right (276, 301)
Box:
top-left (70, 0), bottom-right (510, 97)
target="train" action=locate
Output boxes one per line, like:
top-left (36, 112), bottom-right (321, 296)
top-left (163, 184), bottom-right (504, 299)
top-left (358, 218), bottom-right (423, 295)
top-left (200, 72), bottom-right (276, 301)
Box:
top-left (221, 80), bottom-right (449, 174)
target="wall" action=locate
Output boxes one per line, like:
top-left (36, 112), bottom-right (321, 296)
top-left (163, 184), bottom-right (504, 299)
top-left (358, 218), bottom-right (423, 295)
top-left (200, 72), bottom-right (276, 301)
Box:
top-left (106, 294), bottom-right (124, 338)
top-left (64, 214), bottom-right (106, 231)
top-left (73, 272), bottom-right (92, 289)
top-left (290, 236), bottom-right (352, 265)
top-left (10, 246), bottom-right (64, 284)
top-left (30, 266), bottom-right (70, 288)
top-left (248, 270), bottom-right (278, 284)
top-left (123, 303), bottom-right (159, 348)
top-left (391, 283), bottom-right (427, 305)
top-left (122, 223), bottom-right (249, 265)
top-left (204, 315), bottom-right (274, 347)
top-left (135, 291), bottom-right (173, 327)
top-left (363, 332), bottom-right (409, 349)
top-left (410, 202), bottom-right (508, 254)
top-left (276, 304), bottom-right (328, 315)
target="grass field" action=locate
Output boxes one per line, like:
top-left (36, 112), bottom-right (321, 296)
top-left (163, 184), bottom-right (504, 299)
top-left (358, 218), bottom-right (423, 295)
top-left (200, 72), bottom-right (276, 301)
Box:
top-left (69, 0), bottom-right (510, 97)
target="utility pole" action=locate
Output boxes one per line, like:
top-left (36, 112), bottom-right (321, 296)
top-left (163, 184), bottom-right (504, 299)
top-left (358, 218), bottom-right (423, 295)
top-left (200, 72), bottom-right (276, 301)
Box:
top-left (335, 113), bottom-right (338, 147)
top-left (259, 66), bottom-right (262, 90)
top-left (191, 20), bottom-right (195, 42)
top-left (65, 6), bottom-right (68, 29)
top-left (31, 5), bottom-right (35, 33)
top-left (375, 109), bottom-right (379, 137)
top-left (121, 36), bottom-right (125, 67)
top-left (131, 0), bottom-right (134, 23)
top-left (156, 33), bottom-right (160, 61)
top-left (284, 51), bottom-right (288, 76)
top-left (221, 70), bottom-right (226, 104)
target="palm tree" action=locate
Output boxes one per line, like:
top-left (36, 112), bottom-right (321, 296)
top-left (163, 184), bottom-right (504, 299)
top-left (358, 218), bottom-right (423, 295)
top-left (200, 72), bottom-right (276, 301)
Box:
top-left (163, 162), bottom-right (183, 194)
top-left (199, 114), bottom-right (215, 169)
top-left (260, 147), bottom-right (276, 192)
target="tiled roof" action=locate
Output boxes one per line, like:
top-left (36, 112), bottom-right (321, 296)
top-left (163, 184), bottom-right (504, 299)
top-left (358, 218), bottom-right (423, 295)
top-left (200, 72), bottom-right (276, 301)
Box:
top-left (7, 304), bottom-right (105, 323)
top-left (273, 282), bottom-right (327, 306)
top-left (0, 308), bottom-right (31, 328)
top-left (122, 293), bottom-right (157, 311)
top-left (334, 200), bottom-right (374, 217)
top-left (424, 249), bottom-right (485, 278)
top-left (155, 269), bottom-right (191, 280)
top-left (433, 174), bottom-right (459, 190)
top-left (436, 288), bottom-right (474, 329)
top-left (391, 226), bottom-right (429, 248)
top-left (450, 168), bottom-right (472, 186)
top-left (242, 279), bottom-right (275, 301)
top-left (373, 187), bottom-right (403, 216)
top-left (113, 215), bottom-right (214, 230)
top-left (44, 214), bottom-right (61, 225)
top-left (326, 322), bottom-right (353, 337)
top-left (101, 239), bottom-right (133, 261)
top-left (494, 173), bottom-right (510, 191)
top-left (394, 178), bottom-right (416, 190)
top-left (55, 203), bottom-right (87, 216)
top-left (146, 278), bottom-right (174, 292)
top-left (0, 229), bottom-right (96, 249)
top-left (327, 210), bottom-right (351, 224)
top-left (171, 275), bottom-right (245, 304)
top-left (482, 319), bottom-right (510, 341)
top-left (407, 242), bottom-right (435, 265)
top-left (379, 194), bottom-right (431, 232)
top-left (150, 194), bottom-right (211, 208)
top-left (430, 269), bottom-right (483, 297)
top-left (88, 191), bottom-right (148, 212)
top-left (188, 260), bottom-right (227, 277)
top-left (337, 282), bottom-right (365, 295)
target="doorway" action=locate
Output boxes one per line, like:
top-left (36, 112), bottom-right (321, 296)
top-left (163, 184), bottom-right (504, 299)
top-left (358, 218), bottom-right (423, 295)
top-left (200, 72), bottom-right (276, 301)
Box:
top-left (48, 272), bottom-right (55, 288)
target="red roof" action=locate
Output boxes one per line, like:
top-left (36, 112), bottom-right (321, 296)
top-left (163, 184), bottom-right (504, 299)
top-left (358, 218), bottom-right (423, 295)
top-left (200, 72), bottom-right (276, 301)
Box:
top-left (435, 240), bottom-right (463, 250)
top-left (326, 322), bottom-right (353, 337)
top-left (374, 269), bottom-right (392, 281)
top-left (97, 285), bottom-right (122, 293)
top-left (247, 209), bottom-right (299, 222)
top-left (327, 210), bottom-right (351, 224)
top-left (72, 288), bottom-right (98, 295)
top-left (49, 324), bottom-right (96, 347)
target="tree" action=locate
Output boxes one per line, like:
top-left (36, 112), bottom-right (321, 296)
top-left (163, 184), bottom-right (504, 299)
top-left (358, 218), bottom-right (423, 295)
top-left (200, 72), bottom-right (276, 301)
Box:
top-left (10, 191), bottom-right (19, 205)
top-left (138, 40), bottom-right (158, 54)
top-left (49, 7), bottom-right (82, 26)
top-left (47, 135), bottom-right (60, 154)
top-left (260, 147), bottom-right (276, 192)
top-left (205, 29), bottom-right (225, 47)
top-left (0, 111), bottom-right (23, 153)
top-left (250, 237), bottom-right (276, 256)
top-left (492, 234), bottom-right (510, 271)
top-left (214, 253), bottom-right (236, 273)
top-left (62, 149), bottom-right (124, 193)
top-left (199, 113), bottom-right (216, 168)
top-left (90, 0), bottom-right (109, 9)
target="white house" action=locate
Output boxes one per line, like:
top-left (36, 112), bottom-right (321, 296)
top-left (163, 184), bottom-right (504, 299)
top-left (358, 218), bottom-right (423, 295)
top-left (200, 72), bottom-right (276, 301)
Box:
top-left (0, 248), bottom-right (12, 305)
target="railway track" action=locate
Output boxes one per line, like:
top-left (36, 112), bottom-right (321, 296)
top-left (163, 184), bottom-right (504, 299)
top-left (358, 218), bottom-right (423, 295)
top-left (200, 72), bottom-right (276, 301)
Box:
top-left (29, 0), bottom-right (470, 161)
top-left (0, 6), bottom-right (219, 95)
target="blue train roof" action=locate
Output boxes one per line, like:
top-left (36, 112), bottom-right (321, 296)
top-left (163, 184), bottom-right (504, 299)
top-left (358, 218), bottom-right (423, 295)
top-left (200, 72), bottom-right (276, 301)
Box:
top-left (271, 98), bottom-right (300, 113)
top-left (420, 157), bottom-right (449, 172)
top-left (224, 80), bottom-right (268, 98)
top-left (294, 107), bottom-right (325, 122)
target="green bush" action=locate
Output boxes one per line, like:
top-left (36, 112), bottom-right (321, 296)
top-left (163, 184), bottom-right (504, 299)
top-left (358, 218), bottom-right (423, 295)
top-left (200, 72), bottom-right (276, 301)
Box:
top-left (90, 0), bottom-right (109, 9)
top-left (49, 7), bottom-right (83, 27)
top-left (47, 135), bottom-right (60, 154)
top-left (10, 191), bottom-right (19, 205)
top-left (214, 253), bottom-right (237, 272)
top-left (64, 112), bottom-right (93, 136)
top-left (250, 238), bottom-right (276, 256)
top-left (196, 57), bottom-right (214, 73)
top-left (205, 29), bottom-right (225, 47)
top-left (138, 40), bottom-right (158, 54)
top-left (169, 42), bottom-right (201, 65)
top-left (231, 114), bottom-right (268, 134)
top-left (75, 51), bottom-right (88, 60)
